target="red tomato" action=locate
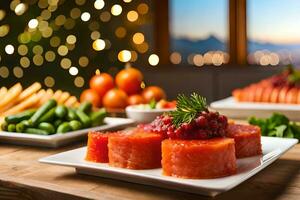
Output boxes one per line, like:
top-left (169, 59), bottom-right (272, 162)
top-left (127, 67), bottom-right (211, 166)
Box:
top-left (80, 89), bottom-right (102, 107)
top-left (142, 86), bottom-right (166, 103)
top-left (90, 73), bottom-right (114, 98)
top-left (115, 67), bottom-right (143, 95)
top-left (128, 94), bottom-right (145, 105)
top-left (103, 89), bottom-right (128, 109)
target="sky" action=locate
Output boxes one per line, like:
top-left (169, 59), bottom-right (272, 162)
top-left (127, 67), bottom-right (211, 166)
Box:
top-left (170, 0), bottom-right (300, 44)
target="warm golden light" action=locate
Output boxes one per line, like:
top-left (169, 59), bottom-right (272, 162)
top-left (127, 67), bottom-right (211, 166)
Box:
top-left (57, 45), bottom-right (68, 56)
top-left (66, 35), bottom-right (77, 44)
top-left (118, 50), bottom-right (131, 62)
top-left (90, 31), bottom-right (100, 40)
top-left (81, 12), bottom-right (90, 22)
top-left (127, 11), bottom-right (138, 22)
top-left (41, 9), bottom-right (51, 20)
top-left (5, 44), bottom-right (14, 55)
top-left (100, 11), bottom-right (111, 22)
top-left (60, 58), bottom-right (72, 69)
top-left (41, 27), bottom-right (53, 38)
top-left (55, 15), bottom-right (66, 26)
top-left (94, 0), bottom-right (105, 10)
top-left (28, 19), bottom-right (38, 29)
top-left (33, 54), bottom-right (44, 66)
top-left (20, 57), bottom-right (30, 68)
top-left (44, 76), bottom-right (55, 87)
top-left (15, 3), bottom-right (27, 16)
top-left (74, 76), bottom-right (85, 87)
top-left (0, 66), bottom-right (9, 78)
top-left (111, 4), bottom-right (122, 16)
top-left (18, 45), bottom-right (28, 56)
top-left (193, 54), bottom-right (204, 67)
top-left (75, 0), bottom-right (86, 6)
top-left (69, 66), bottom-right (79, 76)
top-left (79, 56), bottom-right (89, 67)
top-left (33, 45), bottom-right (43, 54)
top-left (148, 54), bottom-right (159, 66)
top-left (45, 51), bottom-right (56, 62)
top-left (0, 10), bottom-right (6, 21)
top-left (115, 27), bottom-right (126, 38)
top-left (137, 3), bottom-right (149, 15)
top-left (132, 32), bottom-right (144, 44)
top-left (170, 52), bottom-right (182, 64)
top-left (92, 39), bottom-right (105, 51)
top-left (0, 25), bottom-right (9, 37)
top-left (123, 0), bottom-right (132, 2)
top-left (13, 66), bottom-right (23, 78)
top-left (70, 8), bottom-right (81, 19)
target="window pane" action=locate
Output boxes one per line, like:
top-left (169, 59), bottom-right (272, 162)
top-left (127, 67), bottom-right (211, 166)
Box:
top-left (169, 0), bottom-right (229, 66)
top-left (248, 0), bottom-right (300, 66)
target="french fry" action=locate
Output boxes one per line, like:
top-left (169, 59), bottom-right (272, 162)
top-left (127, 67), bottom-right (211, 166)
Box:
top-left (0, 83), bottom-right (22, 111)
top-left (0, 87), bottom-right (7, 97)
top-left (3, 93), bottom-right (38, 116)
top-left (64, 96), bottom-right (77, 107)
top-left (58, 92), bottom-right (70, 104)
top-left (38, 89), bottom-right (54, 106)
top-left (52, 90), bottom-right (62, 101)
top-left (17, 82), bottom-right (41, 102)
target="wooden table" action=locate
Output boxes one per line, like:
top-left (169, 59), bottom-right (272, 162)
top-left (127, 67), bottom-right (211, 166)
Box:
top-left (0, 141), bottom-right (300, 200)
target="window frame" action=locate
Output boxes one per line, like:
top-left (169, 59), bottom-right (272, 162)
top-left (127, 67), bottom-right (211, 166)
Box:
top-left (153, 0), bottom-right (247, 65)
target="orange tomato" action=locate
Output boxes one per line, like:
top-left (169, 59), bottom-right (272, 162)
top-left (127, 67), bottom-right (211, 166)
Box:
top-left (128, 94), bottom-right (145, 105)
top-left (115, 67), bottom-right (143, 95)
top-left (90, 73), bottom-right (114, 97)
top-left (103, 89), bottom-right (128, 109)
top-left (80, 89), bottom-right (102, 107)
top-left (142, 86), bottom-right (166, 103)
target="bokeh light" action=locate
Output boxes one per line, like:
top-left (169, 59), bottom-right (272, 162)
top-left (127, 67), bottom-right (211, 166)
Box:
top-left (127, 11), bottom-right (138, 22)
top-left (148, 54), bottom-right (159, 66)
top-left (94, 0), bottom-right (105, 10)
top-left (69, 66), bottom-right (79, 76)
top-left (5, 44), bottom-right (14, 54)
top-left (92, 39), bottom-right (105, 51)
top-left (44, 76), bottom-right (55, 87)
top-left (81, 12), bottom-right (91, 22)
top-left (133, 32), bottom-right (144, 44)
top-left (111, 4), bottom-right (122, 16)
top-left (28, 19), bottom-right (38, 29)
top-left (118, 50), bottom-right (131, 62)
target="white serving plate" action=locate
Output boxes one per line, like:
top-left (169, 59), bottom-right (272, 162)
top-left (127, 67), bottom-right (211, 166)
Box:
top-left (210, 97), bottom-right (300, 120)
top-left (0, 117), bottom-right (134, 148)
top-left (39, 137), bottom-right (298, 196)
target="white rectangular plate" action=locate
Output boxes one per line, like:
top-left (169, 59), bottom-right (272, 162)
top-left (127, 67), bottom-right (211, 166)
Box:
top-left (0, 117), bottom-right (134, 148)
top-left (210, 97), bottom-right (300, 120)
top-left (39, 137), bottom-right (298, 196)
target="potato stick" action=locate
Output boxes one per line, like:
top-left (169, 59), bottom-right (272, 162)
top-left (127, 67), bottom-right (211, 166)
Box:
top-left (52, 90), bottom-right (62, 101)
top-left (0, 101), bottom-right (16, 113)
top-left (0, 87), bottom-right (7, 97)
top-left (0, 83), bottom-right (22, 110)
top-left (17, 82), bottom-right (41, 102)
top-left (58, 92), bottom-right (70, 104)
top-left (3, 94), bottom-right (38, 116)
top-left (64, 96), bottom-right (77, 107)
top-left (38, 89), bottom-right (54, 106)
top-left (0, 117), bottom-right (4, 130)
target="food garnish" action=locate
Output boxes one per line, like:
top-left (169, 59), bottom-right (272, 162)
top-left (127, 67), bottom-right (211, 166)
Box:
top-left (248, 113), bottom-right (300, 139)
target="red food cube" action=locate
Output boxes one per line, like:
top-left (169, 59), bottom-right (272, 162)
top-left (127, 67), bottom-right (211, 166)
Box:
top-left (226, 124), bottom-right (262, 158)
top-left (162, 138), bottom-right (237, 179)
top-left (108, 131), bottom-right (162, 169)
top-left (86, 132), bottom-right (111, 163)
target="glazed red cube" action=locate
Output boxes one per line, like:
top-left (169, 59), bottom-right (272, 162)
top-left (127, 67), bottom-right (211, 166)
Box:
top-left (226, 124), bottom-right (262, 158)
top-left (86, 132), bottom-right (111, 163)
top-left (108, 131), bottom-right (162, 169)
top-left (162, 138), bottom-right (237, 179)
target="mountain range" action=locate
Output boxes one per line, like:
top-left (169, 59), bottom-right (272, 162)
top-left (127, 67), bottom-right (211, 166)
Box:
top-left (171, 35), bottom-right (300, 58)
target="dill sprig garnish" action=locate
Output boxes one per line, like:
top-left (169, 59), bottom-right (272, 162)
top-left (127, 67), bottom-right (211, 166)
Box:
top-left (170, 93), bottom-right (208, 127)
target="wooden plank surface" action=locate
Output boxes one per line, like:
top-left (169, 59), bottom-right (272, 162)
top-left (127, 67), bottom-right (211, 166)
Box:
top-left (0, 141), bottom-right (299, 200)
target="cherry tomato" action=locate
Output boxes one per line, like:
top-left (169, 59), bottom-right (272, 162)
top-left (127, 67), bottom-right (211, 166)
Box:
top-left (90, 73), bottom-right (114, 98)
top-left (103, 88), bottom-right (128, 109)
top-left (142, 86), bottom-right (166, 103)
top-left (115, 67), bottom-right (143, 95)
top-left (80, 89), bottom-right (102, 107)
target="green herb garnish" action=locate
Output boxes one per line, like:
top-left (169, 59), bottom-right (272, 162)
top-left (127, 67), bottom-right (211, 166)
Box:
top-left (170, 93), bottom-right (208, 127)
top-left (149, 99), bottom-right (156, 109)
top-left (248, 113), bottom-right (300, 140)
